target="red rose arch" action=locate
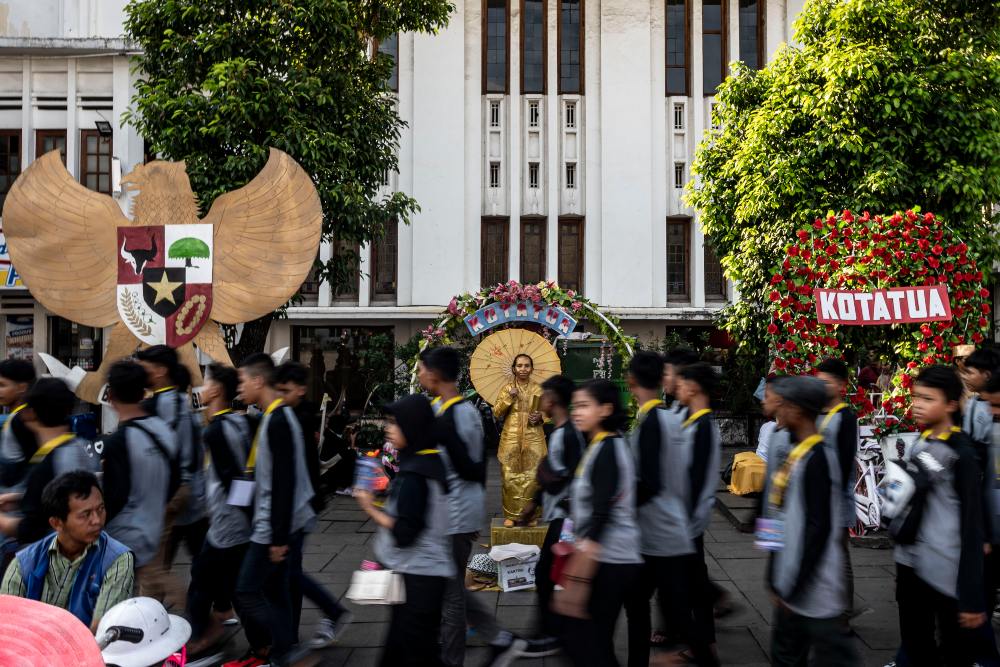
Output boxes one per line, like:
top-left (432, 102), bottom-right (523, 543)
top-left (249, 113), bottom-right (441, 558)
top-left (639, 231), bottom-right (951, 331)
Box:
top-left (767, 209), bottom-right (990, 430)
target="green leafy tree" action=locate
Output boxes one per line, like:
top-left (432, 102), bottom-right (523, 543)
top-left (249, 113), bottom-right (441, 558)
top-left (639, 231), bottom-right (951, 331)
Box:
top-left (168, 237), bottom-right (209, 268)
top-left (124, 0), bottom-right (453, 362)
top-left (687, 0), bottom-right (1000, 371)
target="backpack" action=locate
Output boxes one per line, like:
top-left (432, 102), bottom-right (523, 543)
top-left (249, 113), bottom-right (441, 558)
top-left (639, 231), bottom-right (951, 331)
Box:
top-left (880, 442), bottom-right (957, 544)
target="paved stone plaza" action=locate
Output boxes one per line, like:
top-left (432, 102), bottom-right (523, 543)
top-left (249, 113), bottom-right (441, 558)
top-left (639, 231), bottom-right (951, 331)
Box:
top-left (187, 457), bottom-right (974, 666)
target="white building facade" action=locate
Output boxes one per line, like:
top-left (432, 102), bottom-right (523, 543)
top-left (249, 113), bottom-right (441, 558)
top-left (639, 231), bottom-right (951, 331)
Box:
top-left (0, 0), bottom-right (808, 401)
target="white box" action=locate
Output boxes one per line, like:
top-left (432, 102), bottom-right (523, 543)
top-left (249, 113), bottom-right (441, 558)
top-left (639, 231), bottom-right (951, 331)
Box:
top-left (497, 557), bottom-right (538, 592)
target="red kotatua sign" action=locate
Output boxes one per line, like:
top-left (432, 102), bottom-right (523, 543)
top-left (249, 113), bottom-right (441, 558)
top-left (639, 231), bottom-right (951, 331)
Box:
top-left (814, 285), bottom-right (952, 326)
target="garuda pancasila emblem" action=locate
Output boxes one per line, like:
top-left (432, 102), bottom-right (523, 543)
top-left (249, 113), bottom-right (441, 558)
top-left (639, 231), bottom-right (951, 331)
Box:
top-left (2, 148), bottom-right (322, 403)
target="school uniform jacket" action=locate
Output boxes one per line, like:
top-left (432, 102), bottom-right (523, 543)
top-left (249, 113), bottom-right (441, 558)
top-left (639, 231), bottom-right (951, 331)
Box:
top-left (144, 388), bottom-right (206, 525)
top-left (250, 405), bottom-right (315, 546)
top-left (817, 405), bottom-right (859, 528)
top-left (538, 422), bottom-right (584, 523)
top-left (16, 435), bottom-right (97, 545)
top-left (433, 398), bottom-right (486, 535)
top-left (682, 410), bottom-right (722, 539)
top-left (203, 411), bottom-right (253, 549)
top-left (0, 408), bottom-right (38, 491)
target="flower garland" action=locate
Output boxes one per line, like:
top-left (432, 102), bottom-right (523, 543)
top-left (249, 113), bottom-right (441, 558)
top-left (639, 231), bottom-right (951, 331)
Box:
top-left (411, 280), bottom-right (634, 385)
top-left (767, 209), bottom-right (990, 435)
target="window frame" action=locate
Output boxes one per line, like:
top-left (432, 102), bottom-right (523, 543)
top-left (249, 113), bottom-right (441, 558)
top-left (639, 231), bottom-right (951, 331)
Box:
top-left (665, 0), bottom-right (690, 96)
top-left (704, 241), bottom-right (728, 301)
top-left (557, 0), bottom-right (585, 95)
top-left (565, 101), bottom-right (577, 128)
top-left (0, 130), bottom-right (20, 210)
top-left (565, 162), bottom-right (576, 189)
top-left (673, 162), bottom-right (685, 189)
top-left (701, 0), bottom-right (727, 96)
top-left (519, 217), bottom-right (547, 285)
top-left (666, 216), bottom-right (691, 301)
top-left (379, 33), bottom-right (400, 92)
top-left (557, 216), bottom-right (584, 293)
top-left (330, 238), bottom-right (361, 303)
top-left (738, 0), bottom-right (765, 70)
top-left (520, 0), bottom-right (547, 95)
top-left (481, 217), bottom-right (510, 288)
top-left (489, 161), bottom-right (502, 189)
top-left (482, 0), bottom-right (511, 95)
top-left (35, 129), bottom-right (66, 163)
top-left (370, 219), bottom-right (399, 303)
top-left (79, 129), bottom-right (112, 195)
top-left (673, 103), bottom-right (685, 130)
top-left (528, 162), bottom-right (540, 189)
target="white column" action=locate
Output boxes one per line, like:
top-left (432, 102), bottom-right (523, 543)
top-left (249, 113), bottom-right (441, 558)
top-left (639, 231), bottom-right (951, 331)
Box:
top-left (358, 243), bottom-right (372, 307)
top-left (112, 55), bottom-right (131, 208)
top-left (584, 0), bottom-right (602, 302)
top-left (599, 0), bottom-right (653, 308)
top-left (465, 0), bottom-right (483, 291)
top-left (508, 2), bottom-right (522, 282)
top-left (20, 59), bottom-right (31, 170)
top-left (545, 0), bottom-right (559, 281)
top-left (651, 0), bottom-right (668, 307)
top-left (396, 33), bottom-right (415, 307)
top-left (66, 59), bottom-right (78, 181)
top-left (690, 1), bottom-right (706, 308)
top-left (317, 240), bottom-right (333, 307)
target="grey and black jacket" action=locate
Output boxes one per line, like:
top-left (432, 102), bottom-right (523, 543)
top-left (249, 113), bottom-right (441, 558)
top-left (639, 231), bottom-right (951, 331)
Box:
top-left (203, 411), bottom-right (253, 549)
top-left (434, 398), bottom-right (486, 535)
top-left (144, 388), bottom-right (206, 525)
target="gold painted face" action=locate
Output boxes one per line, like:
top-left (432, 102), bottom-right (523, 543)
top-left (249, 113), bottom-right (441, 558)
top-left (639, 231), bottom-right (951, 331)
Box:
top-left (513, 355), bottom-right (534, 382)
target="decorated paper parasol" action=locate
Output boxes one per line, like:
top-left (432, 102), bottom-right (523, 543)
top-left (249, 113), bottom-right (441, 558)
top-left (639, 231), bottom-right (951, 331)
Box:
top-left (470, 329), bottom-right (562, 406)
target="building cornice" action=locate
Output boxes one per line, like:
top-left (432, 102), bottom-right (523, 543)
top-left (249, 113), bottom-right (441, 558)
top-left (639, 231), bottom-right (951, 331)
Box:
top-left (0, 37), bottom-right (140, 56)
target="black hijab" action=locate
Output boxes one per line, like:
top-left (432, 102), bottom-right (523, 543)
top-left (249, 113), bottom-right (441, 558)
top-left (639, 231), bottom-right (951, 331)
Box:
top-left (385, 394), bottom-right (448, 488)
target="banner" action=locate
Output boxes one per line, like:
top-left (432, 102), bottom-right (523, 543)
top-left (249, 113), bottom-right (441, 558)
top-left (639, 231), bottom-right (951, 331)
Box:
top-left (814, 285), bottom-right (952, 325)
top-left (464, 300), bottom-right (578, 336)
top-left (0, 228), bottom-right (24, 288)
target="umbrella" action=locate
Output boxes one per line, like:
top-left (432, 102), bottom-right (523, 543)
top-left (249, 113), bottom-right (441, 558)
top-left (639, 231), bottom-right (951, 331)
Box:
top-left (470, 328), bottom-right (562, 406)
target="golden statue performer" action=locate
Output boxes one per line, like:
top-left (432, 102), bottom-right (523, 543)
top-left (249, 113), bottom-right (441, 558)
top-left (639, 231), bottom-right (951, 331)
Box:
top-left (493, 354), bottom-right (547, 526)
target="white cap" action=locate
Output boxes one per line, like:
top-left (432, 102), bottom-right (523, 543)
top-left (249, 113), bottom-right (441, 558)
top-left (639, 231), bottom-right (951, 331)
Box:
top-left (97, 597), bottom-right (191, 667)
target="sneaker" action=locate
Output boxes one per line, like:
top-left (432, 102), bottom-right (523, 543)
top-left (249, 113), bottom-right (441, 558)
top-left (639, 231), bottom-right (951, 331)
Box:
top-left (483, 635), bottom-right (528, 667)
top-left (308, 611), bottom-right (354, 649)
top-left (221, 651), bottom-right (269, 667)
top-left (520, 635), bottom-right (561, 657)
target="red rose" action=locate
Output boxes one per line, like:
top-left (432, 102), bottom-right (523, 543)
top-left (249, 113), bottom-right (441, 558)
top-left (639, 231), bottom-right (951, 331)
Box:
top-left (774, 358), bottom-right (787, 370)
top-left (917, 342), bottom-right (928, 352)
top-left (933, 336), bottom-right (944, 350)
top-left (920, 324), bottom-right (933, 338)
top-left (830, 260), bottom-right (840, 271)
top-left (801, 250), bottom-right (812, 260)
top-left (781, 312), bottom-right (792, 322)
top-left (797, 230), bottom-right (809, 242)
top-left (807, 353), bottom-right (817, 363)
top-left (901, 374), bottom-right (914, 388)
top-left (928, 258), bottom-right (940, 269)
top-left (906, 210), bottom-right (918, 222)
top-left (845, 256), bottom-right (856, 266)
top-left (973, 332), bottom-right (985, 344)
top-left (842, 210), bottom-right (854, 222)
top-left (813, 238), bottom-right (825, 250)
top-left (769, 291), bottom-right (780, 302)
top-left (767, 323), bottom-right (779, 335)
top-left (981, 288), bottom-right (990, 298)
top-left (771, 274), bottom-right (783, 284)
top-left (932, 244), bottom-right (943, 256)
top-left (813, 220), bottom-right (823, 230)
top-left (983, 303), bottom-right (992, 314)
top-left (816, 256), bottom-right (827, 266)
top-left (923, 212), bottom-right (935, 223)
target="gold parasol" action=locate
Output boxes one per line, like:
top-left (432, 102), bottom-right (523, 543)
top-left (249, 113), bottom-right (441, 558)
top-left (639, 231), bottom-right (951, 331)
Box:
top-left (470, 329), bottom-right (562, 406)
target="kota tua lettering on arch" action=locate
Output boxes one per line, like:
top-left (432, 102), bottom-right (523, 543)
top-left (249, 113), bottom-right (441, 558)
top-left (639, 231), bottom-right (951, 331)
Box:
top-left (814, 285), bottom-right (951, 326)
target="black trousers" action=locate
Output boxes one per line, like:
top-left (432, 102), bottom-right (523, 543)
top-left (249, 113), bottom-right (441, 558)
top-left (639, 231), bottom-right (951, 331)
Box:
top-left (166, 516), bottom-right (209, 569)
top-left (535, 518), bottom-right (563, 638)
top-left (380, 573), bottom-right (447, 667)
top-left (187, 541), bottom-right (249, 639)
top-left (625, 554), bottom-right (718, 667)
top-left (233, 531), bottom-right (304, 663)
top-left (896, 563), bottom-right (985, 667)
top-left (563, 562), bottom-right (640, 667)
top-left (770, 606), bottom-right (858, 666)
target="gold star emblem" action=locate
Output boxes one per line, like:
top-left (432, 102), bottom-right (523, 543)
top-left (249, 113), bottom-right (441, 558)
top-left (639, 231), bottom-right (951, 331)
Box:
top-left (148, 271), bottom-right (181, 305)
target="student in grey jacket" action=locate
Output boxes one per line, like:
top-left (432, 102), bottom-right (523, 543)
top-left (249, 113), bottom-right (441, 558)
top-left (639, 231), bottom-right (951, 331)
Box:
top-left (356, 394), bottom-right (454, 667)
top-left (562, 379), bottom-right (642, 667)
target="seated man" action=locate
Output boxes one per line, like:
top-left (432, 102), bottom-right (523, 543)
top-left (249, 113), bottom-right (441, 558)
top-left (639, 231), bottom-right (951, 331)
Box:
top-left (0, 471), bottom-right (133, 632)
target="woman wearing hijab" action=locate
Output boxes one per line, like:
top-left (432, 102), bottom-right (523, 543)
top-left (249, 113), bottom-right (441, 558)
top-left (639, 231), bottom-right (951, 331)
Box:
top-left (355, 395), bottom-right (455, 667)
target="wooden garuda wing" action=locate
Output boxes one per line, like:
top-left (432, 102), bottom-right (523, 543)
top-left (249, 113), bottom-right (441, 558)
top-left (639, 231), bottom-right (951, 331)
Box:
top-left (2, 150), bottom-right (132, 327)
top-left (202, 148), bottom-right (323, 324)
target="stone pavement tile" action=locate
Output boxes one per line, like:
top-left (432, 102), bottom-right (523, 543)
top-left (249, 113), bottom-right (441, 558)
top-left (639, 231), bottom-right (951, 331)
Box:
top-left (747, 623), bottom-right (771, 659)
top-left (706, 542), bottom-right (768, 560)
top-left (854, 577), bottom-right (897, 604)
top-left (303, 553), bottom-right (336, 572)
top-left (321, 555), bottom-right (368, 572)
top-left (852, 608), bottom-right (902, 651)
top-left (307, 646), bottom-right (352, 666)
top-left (706, 553), bottom-right (727, 581)
top-left (847, 546), bottom-right (896, 565)
top-left (713, 580), bottom-right (769, 626)
top-left (317, 531), bottom-right (372, 546)
top-left (323, 509), bottom-right (370, 522)
top-left (717, 554), bottom-right (768, 583)
top-left (318, 647), bottom-right (380, 666)
top-left (497, 590), bottom-right (537, 606)
top-left (333, 621), bottom-right (390, 648)
top-left (322, 520), bottom-right (366, 534)
top-left (853, 564), bottom-right (892, 579)
top-left (357, 519), bottom-right (377, 533)
top-left (496, 604), bottom-right (538, 631)
top-left (706, 527), bottom-right (757, 544)
top-left (715, 626), bottom-right (769, 664)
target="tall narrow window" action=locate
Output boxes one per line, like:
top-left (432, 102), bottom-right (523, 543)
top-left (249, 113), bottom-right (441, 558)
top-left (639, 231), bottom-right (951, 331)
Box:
top-left (489, 162), bottom-right (501, 189)
top-left (484, 0), bottom-right (509, 94)
top-left (705, 242), bottom-right (727, 300)
top-left (371, 220), bottom-right (399, 301)
top-left (558, 218), bottom-right (583, 292)
top-left (379, 33), bottom-right (399, 91)
top-left (0, 131), bottom-right (19, 209)
top-left (565, 101), bottom-right (576, 128)
top-left (528, 100), bottom-right (540, 128)
top-left (667, 218), bottom-right (690, 300)
top-left (481, 217), bottom-right (510, 287)
top-left (520, 219), bottom-right (546, 285)
top-left (673, 103), bottom-right (685, 130)
top-left (528, 162), bottom-right (540, 189)
top-left (558, 0), bottom-right (583, 94)
top-left (674, 162), bottom-right (685, 189)
top-left (522, 0), bottom-right (545, 94)
top-left (702, 0), bottom-right (725, 95)
top-left (332, 238), bottom-right (360, 302)
top-left (665, 0), bottom-right (689, 95)
top-left (739, 0), bottom-right (762, 70)
top-left (80, 129), bottom-right (112, 194)
top-left (36, 129), bottom-right (66, 163)
top-left (490, 100), bottom-right (501, 128)
top-left (565, 163), bottom-right (576, 189)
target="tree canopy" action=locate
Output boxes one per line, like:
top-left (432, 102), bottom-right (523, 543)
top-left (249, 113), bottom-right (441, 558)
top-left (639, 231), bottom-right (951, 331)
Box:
top-left (124, 0), bottom-right (454, 359)
top-left (687, 0), bottom-right (1000, 368)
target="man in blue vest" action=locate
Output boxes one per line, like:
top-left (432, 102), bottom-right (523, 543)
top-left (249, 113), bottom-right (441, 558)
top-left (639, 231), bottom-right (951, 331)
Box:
top-left (0, 470), bottom-right (133, 632)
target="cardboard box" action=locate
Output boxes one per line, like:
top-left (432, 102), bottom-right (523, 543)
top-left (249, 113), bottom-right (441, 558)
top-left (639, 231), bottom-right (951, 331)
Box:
top-left (497, 556), bottom-right (538, 592)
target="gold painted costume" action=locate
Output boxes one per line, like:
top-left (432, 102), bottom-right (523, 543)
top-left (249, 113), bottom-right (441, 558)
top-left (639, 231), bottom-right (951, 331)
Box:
top-left (493, 379), bottom-right (546, 521)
